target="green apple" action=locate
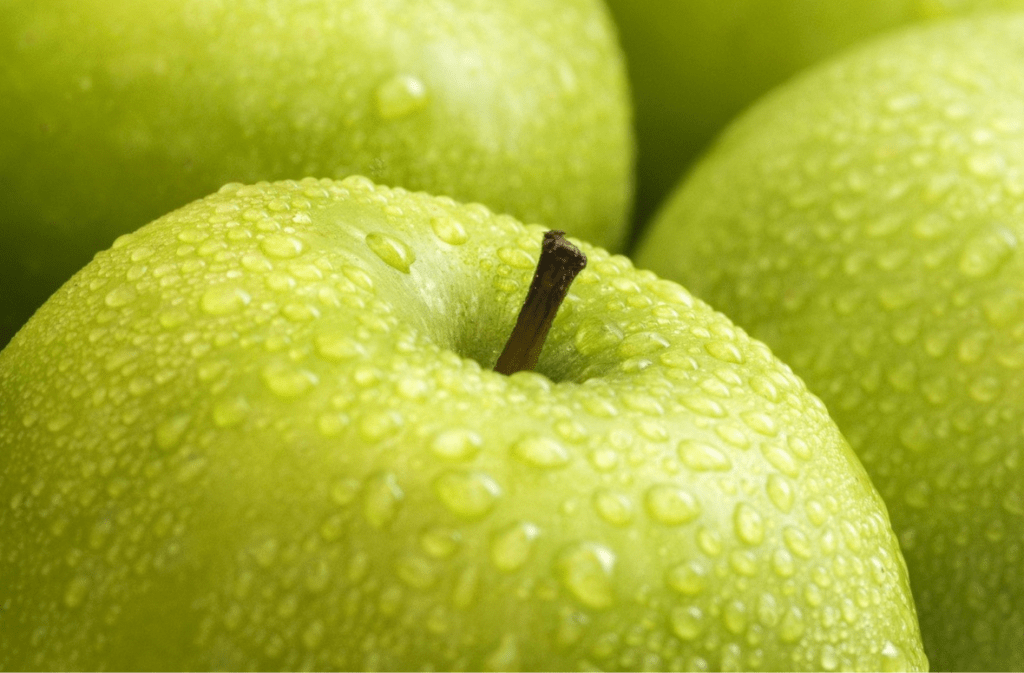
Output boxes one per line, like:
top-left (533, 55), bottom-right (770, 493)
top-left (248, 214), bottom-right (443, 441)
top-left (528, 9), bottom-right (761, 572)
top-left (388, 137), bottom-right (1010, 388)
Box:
top-left (637, 13), bottom-right (1024, 671)
top-left (0, 0), bottom-right (634, 350)
top-left (0, 176), bottom-right (924, 670)
top-left (603, 0), bottom-right (1024, 237)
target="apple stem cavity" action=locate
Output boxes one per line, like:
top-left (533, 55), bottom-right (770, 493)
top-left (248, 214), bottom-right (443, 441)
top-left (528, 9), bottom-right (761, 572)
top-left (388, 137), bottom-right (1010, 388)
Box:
top-left (495, 230), bottom-right (587, 376)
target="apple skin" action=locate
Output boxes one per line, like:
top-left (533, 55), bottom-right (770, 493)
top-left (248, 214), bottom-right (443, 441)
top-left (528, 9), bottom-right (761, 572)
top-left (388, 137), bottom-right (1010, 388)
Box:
top-left (602, 0), bottom-right (1024, 237)
top-left (0, 0), bottom-right (633, 350)
top-left (0, 177), bottom-right (925, 670)
top-left (636, 13), bottom-right (1024, 671)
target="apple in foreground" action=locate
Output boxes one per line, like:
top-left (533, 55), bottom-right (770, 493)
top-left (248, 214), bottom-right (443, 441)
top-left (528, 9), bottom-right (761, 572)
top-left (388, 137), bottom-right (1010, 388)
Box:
top-left (0, 0), bottom-right (633, 349)
top-left (636, 12), bottom-right (1024, 672)
top-left (602, 0), bottom-right (1024, 231)
top-left (0, 177), bottom-right (924, 670)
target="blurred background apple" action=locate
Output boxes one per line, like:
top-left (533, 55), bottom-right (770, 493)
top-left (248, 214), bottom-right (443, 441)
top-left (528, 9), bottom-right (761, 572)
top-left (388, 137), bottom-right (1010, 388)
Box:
top-left (0, 0), bottom-right (633, 348)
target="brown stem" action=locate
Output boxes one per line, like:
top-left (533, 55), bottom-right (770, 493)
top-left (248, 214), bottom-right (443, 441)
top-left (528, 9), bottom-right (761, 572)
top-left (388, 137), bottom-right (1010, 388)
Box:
top-left (494, 230), bottom-right (587, 376)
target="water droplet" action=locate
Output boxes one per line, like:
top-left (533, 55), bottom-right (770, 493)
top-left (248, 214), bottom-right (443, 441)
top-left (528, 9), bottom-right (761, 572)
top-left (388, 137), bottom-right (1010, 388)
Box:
top-left (395, 555), bottom-right (439, 590)
top-left (261, 362), bottom-right (319, 397)
top-left (511, 435), bottom-right (570, 469)
top-left (573, 318), bottom-right (624, 356)
top-left (490, 521), bottom-right (541, 572)
top-left (497, 246), bottom-right (536, 269)
top-left (375, 73), bottom-right (429, 119)
top-left (766, 474), bottom-right (794, 513)
top-left (677, 439), bottom-right (732, 471)
top-left (880, 641), bottom-right (910, 672)
top-left (366, 232), bottom-right (415, 273)
top-left (200, 285), bottom-right (250, 315)
top-left (669, 605), bottom-right (704, 641)
top-left (959, 225), bottom-right (1016, 277)
top-left (722, 599), bottom-right (748, 635)
top-left (433, 471), bottom-right (502, 519)
top-left (314, 333), bottom-right (366, 362)
top-left (762, 445), bottom-right (799, 477)
top-left (484, 634), bottom-right (521, 671)
top-left (783, 526), bottom-right (812, 558)
top-left (757, 592), bottom-right (781, 627)
top-left (666, 561), bottom-right (706, 596)
top-left (363, 471), bottom-right (404, 529)
top-left (555, 542), bottom-right (616, 610)
top-left (733, 503), bottom-right (765, 546)
top-left (420, 527), bottom-right (461, 559)
top-left (742, 411), bottom-right (779, 436)
top-left (617, 331), bottom-right (670, 358)
top-left (779, 606), bottom-right (806, 642)
top-left (64, 575), bottom-right (89, 608)
top-left (645, 485), bottom-right (701, 525)
top-left (358, 410), bottom-right (401, 443)
top-left (680, 395), bottom-right (726, 418)
top-left (429, 428), bottom-right (483, 461)
top-left (592, 489), bottom-right (633, 526)
top-left (430, 216), bottom-right (468, 245)
top-left (261, 234), bottom-right (304, 259)
top-left (104, 286), bottom-right (137, 308)
top-left (155, 413), bottom-right (191, 450)
top-left (705, 341), bottom-right (745, 364)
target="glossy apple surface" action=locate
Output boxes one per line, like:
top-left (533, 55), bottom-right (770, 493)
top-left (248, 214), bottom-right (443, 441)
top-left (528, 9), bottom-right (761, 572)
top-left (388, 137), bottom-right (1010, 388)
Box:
top-left (0, 0), bottom-right (633, 349)
top-left (0, 177), bottom-right (924, 670)
top-left (603, 0), bottom-right (1024, 235)
top-left (637, 13), bottom-right (1024, 671)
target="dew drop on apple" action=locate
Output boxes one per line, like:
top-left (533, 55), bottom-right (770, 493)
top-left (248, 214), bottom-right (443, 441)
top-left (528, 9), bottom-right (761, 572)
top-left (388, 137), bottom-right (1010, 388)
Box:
top-left (429, 428), bottom-right (482, 462)
top-left (154, 413), bottom-right (191, 451)
top-left (677, 439), bottom-right (732, 472)
top-left (429, 216), bottom-right (468, 245)
top-left (200, 285), bottom-right (251, 315)
top-left (762, 444), bottom-right (800, 477)
top-left (419, 526), bottom-right (461, 559)
top-left (395, 554), bottom-right (439, 590)
top-left (666, 560), bottom-right (706, 596)
top-left (63, 575), bottom-right (89, 608)
top-left (212, 396), bottom-right (250, 428)
top-left (104, 285), bottom-right (137, 308)
top-left (644, 484), bottom-right (701, 526)
top-left (679, 394), bottom-right (726, 419)
top-left (489, 521), bottom-right (540, 572)
top-left (783, 526), bottom-right (813, 559)
top-left (365, 231), bottom-right (416, 274)
top-left (573, 318), bottom-right (624, 356)
top-left (510, 435), bottom-right (570, 469)
top-left (879, 640), bottom-right (911, 672)
top-left (260, 362), bottom-right (319, 397)
top-left (766, 474), bottom-right (795, 513)
top-left (260, 233), bottom-right (305, 259)
top-left (375, 73), bottom-right (428, 120)
top-left (362, 471), bottom-right (404, 529)
top-left (433, 470), bottom-right (502, 519)
top-left (616, 331), bottom-right (670, 358)
top-left (554, 542), bottom-right (616, 610)
top-left (668, 605), bottom-right (704, 641)
top-left (592, 489), bottom-right (633, 527)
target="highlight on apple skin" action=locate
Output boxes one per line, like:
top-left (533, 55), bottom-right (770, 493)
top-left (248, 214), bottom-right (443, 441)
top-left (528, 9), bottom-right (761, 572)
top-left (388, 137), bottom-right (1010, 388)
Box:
top-left (0, 0), bottom-right (633, 349)
top-left (637, 12), bottom-right (1024, 671)
top-left (0, 177), bottom-right (924, 670)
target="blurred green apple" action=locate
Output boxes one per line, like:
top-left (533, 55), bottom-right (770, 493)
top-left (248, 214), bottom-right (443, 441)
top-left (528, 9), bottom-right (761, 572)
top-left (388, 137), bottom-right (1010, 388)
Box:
top-left (0, 177), bottom-right (924, 670)
top-left (637, 13), bottom-right (1024, 671)
top-left (603, 0), bottom-right (1024, 237)
top-left (0, 0), bottom-right (633, 348)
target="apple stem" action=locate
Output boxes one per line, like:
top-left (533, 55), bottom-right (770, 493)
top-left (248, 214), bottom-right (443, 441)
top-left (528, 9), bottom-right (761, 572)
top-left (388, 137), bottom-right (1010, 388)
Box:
top-left (494, 230), bottom-right (587, 376)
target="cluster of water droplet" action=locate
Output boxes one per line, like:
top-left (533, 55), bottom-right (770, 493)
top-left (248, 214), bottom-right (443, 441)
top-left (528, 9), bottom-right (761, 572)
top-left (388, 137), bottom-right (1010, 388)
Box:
top-left (637, 14), bottom-right (1024, 671)
top-left (1, 175), bottom-right (922, 670)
